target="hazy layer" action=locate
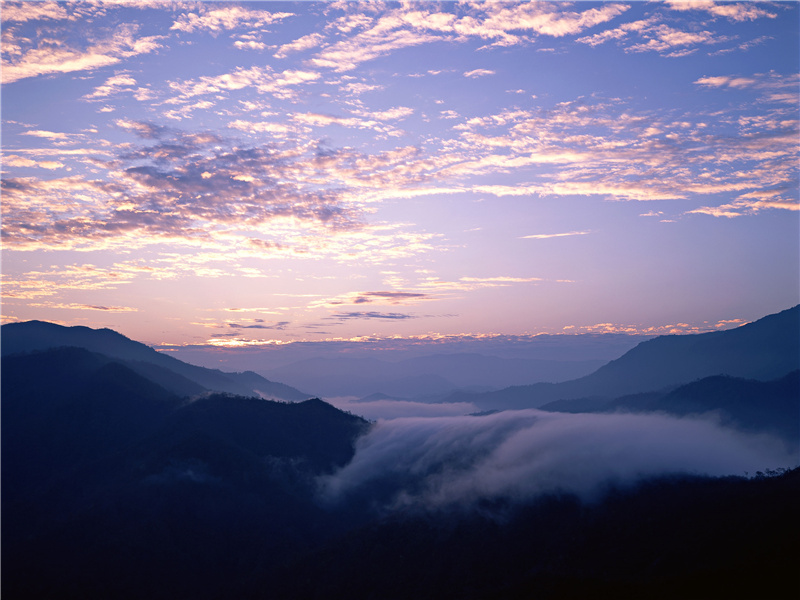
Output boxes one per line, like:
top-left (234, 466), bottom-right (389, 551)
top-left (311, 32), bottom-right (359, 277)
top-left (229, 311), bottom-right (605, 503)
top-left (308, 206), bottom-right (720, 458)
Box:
top-left (319, 410), bottom-right (796, 511)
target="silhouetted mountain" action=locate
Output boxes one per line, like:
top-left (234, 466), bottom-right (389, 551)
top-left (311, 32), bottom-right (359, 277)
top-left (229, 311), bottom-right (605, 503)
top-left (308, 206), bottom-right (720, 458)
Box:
top-left (1, 320), bottom-right (309, 400)
top-left (270, 469), bottom-right (800, 600)
top-left (2, 346), bottom-right (368, 600)
top-left (3, 333), bottom-right (798, 599)
top-left (540, 371), bottom-right (800, 450)
top-left (450, 305), bottom-right (800, 410)
top-left (2, 347), bottom-right (183, 504)
top-left (261, 353), bottom-right (606, 399)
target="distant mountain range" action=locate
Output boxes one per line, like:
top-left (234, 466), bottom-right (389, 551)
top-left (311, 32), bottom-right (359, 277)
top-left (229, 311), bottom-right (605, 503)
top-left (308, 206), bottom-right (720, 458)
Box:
top-left (540, 370), bottom-right (799, 451)
top-left (260, 353), bottom-right (608, 399)
top-left (449, 304), bottom-right (800, 411)
top-left (2, 344), bottom-right (368, 599)
top-left (1, 319), bottom-right (309, 400)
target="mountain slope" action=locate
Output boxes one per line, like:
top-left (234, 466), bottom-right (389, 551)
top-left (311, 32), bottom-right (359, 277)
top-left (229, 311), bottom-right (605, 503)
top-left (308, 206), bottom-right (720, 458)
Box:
top-left (2, 347), bottom-right (184, 504)
top-left (261, 353), bottom-right (606, 398)
top-left (450, 305), bottom-right (800, 410)
top-left (1, 320), bottom-right (309, 400)
top-left (540, 371), bottom-right (800, 450)
top-left (2, 346), bottom-right (369, 600)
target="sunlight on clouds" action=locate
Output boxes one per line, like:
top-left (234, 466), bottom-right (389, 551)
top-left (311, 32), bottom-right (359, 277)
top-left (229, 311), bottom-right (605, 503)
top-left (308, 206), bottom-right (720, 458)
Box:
top-left (1, 0), bottom-right (797, 343)
top-left (481, 2), bottom-right (629, 38)
top-left (664, 1), bottom-right (777, 22)
top-left (30, 302), bottom-right (139, 312)
top-left (464, 69), bottom-right (495, 78)
top-left (1, 19), bottom-right (163, 84)
top-left (169, 5), bottom-right (292, 34)
top-left (520, 231), bottom-right (591, 240)
top-left (1, 1), bottom-right (70, 23)
top-left (274, 32), bottom-right (325, 59)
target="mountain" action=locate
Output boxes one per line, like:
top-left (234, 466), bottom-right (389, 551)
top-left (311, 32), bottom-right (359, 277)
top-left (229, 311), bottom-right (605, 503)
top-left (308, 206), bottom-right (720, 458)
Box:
top-left (2, 345), bottom-right (368, 600)
top-left (540, 371), bottom-right (800, 450)
top-left (270, 469), bottom-right (800, 600)
top-left (3, 324), bottom-right (798, 599)
top-left (261, 353), bottom-right (606, 399)
top-left (449, 305), bottom-right (800, 410)
top-left (1, 320), bottom-right (309, 400)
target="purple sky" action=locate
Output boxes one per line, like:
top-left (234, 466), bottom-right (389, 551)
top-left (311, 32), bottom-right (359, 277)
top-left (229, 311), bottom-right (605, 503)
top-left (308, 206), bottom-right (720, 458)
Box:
top-left (2, 1), bottom-right (798, 348)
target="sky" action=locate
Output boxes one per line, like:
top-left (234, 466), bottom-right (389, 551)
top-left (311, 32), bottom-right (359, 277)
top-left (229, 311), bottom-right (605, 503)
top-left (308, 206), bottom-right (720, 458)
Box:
top-left (2, 0), bottom-right (798, 349)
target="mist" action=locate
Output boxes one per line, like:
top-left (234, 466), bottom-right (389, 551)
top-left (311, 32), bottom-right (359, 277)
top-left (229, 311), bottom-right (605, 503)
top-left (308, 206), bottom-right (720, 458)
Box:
top-left (318, 409), bottom-right (796, 511)
top-left (324, 396), bottom-right (480, 420)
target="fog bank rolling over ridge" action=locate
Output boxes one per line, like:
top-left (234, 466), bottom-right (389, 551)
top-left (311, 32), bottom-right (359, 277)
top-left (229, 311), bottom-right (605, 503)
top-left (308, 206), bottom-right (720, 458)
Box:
top-left (319, 409), bottom-right (797, 512)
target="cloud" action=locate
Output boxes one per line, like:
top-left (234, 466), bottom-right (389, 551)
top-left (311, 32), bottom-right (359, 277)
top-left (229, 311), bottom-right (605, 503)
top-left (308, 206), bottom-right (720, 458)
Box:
top-left (694, 75), bottom-right (757, 89)
top-left (625, 25), bottom-right (718, 54)
top-left (481, 2), bottom-right (630, 38)
top-left (310, 276), bottom-right (546, 310)
top-left (2, 22), bottom-right (163, 84)
top-left (561, 319), bottom-right (733, 335)
top-left (687, 195), bottom-right (800, 218)
top-left (0, 263), bottom-right (140, 300)
top-left (664, 1), bottom-right (777, 22)
top-left (170, 6), bottom-right (293, 33)
top-left (274, 32), bottom-right (325, 58)
top-left (464, 69), bottom-right (495, 78)
top-left (576, 17), bottom-right (657, 47)
top-left (29, 302), bottom-right (138, 312)
top-left (325, 397), bottom-right (480, 421)
top-left (228, 320), bottom-right (290, 330)
top-left (167, 66), bottom-right (320, 102)
top-left (233, 40), bottom-right (267, 51)
top-left (1, 2), bottom-right (71, 23)
top-left (328, 311), bottom-right (417, 321)
top-left (3, 155), bottom-right (65, 170)
top-left (311, 27), bottom-right (439, 72)
top-left (227, 119), bottom-right (295, 135)
top-left (319, 291), bottom-right (430, 307)
top-left (319, 410), bottom-right (796, 511)
top-left (308, 3), bottom-right (629, 72)
top-left (360, 106), bottom-right (414, 121)
top-left (20, 129), bottom-right (70, 140)
top-left (2, 119), bottom-right (445, 265)
top-left (577, 16), bottom-right (724, 56)
top-left (520, 231), bottom-right (591, 240)
top-left (84, 72), bottom-right (138, 99)
top-left (114, 118), bottom-right (170, 139)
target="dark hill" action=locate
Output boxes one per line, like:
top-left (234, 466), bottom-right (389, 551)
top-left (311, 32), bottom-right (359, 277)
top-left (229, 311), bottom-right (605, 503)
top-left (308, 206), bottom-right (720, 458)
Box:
top-left (450, 305), bottom-right (800, 410)
top-left (540, 371), bottom-right (800, 450)
top-left (3, 331), bottom-right (798, 600)
top-left (1, 319), bottom-right (309, 400)
top-left (270, 469), bottom-right (800, 600)
top-left (2, 347), bottom-right (184, 503)
top-left (2, 346), bottom-right (369, 600)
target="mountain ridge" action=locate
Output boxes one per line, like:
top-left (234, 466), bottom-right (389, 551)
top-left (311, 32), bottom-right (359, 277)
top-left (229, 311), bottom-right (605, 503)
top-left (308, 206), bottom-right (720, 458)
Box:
top-left (448, 305), bottom-right (800, 410)
top-left (1, 319), bottom-right (309, 401)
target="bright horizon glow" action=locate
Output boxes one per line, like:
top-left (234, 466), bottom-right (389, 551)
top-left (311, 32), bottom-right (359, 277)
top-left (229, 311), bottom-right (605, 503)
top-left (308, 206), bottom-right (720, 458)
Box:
top-left (1, 1), bottom-right (798, 347)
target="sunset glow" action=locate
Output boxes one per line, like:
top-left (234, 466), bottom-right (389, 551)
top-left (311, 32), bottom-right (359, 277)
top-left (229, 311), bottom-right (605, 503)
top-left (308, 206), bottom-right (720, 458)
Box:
top-left (2, 0), bottom-right (798, 347)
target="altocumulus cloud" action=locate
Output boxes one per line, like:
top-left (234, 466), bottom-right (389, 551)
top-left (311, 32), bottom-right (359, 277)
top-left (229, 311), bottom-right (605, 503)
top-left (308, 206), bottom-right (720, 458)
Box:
top-left (318, 410), bottom-right (796, 511)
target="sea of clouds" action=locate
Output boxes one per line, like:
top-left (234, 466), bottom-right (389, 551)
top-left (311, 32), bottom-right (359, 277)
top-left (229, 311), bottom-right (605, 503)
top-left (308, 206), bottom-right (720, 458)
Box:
top-left (318, 409), bottom-right (796, 511)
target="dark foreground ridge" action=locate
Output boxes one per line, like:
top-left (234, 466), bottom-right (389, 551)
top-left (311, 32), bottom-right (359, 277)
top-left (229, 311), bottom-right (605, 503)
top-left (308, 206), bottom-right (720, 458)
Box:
top-left (3, 308), bottom-right (799, 599)
top-left (2, 345), bottom-right (369, 599)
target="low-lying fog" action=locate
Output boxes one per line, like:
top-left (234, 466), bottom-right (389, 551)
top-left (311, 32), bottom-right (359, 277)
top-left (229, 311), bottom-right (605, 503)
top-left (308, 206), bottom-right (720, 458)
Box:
top-left (319, 409), bottom-right (797, 512)
top-left (325, 396), bottom-right (481, 420)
